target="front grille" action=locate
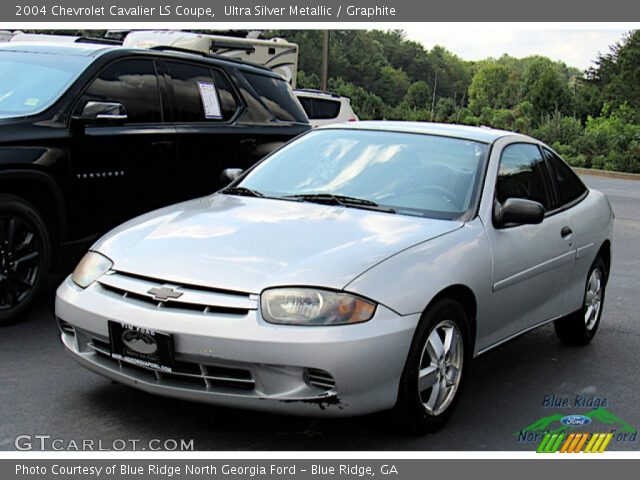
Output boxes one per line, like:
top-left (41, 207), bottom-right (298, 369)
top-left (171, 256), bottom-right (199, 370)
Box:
top-left (88, 338), bottom-right (255, 391)
top-left (305, 368), bottom-right (336, 391)
top-left (97, 270), bottom-right (257, 316)
top-left (99, 283), bottom-right (248, 315)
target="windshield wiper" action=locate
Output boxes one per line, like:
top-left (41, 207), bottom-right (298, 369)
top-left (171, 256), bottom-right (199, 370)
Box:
top-left (284, 193), bottom-right (396, 213)
top-left (221, 186), bottom-right (264, 198)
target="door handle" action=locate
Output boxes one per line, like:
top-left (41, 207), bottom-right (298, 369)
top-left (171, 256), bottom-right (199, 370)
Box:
top-left (561, 226), bottom-right (573, 238)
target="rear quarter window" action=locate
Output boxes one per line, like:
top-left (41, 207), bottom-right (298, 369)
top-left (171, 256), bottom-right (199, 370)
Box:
top-left (543, 148), bottom-right (588, 207)
top-left (311, 98), bottom-right (341, 119)
top-left (298, 97), bottom-right (341, 120)
top-left (242, 71), bottom-right (307, 123)
top-left (166, 61), bottom-right (239, 122)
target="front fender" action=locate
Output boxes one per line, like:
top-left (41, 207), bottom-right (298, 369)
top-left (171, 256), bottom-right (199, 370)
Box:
top-left (344, 218), bottom-right (493, 352)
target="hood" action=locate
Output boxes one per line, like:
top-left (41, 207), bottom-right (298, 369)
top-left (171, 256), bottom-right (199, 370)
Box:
top-left (94, 194), bottom-right (462, 293)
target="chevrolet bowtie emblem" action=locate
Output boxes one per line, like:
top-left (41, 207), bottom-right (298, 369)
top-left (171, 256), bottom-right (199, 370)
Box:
top-left (147, 286), bottom-right (183, 302)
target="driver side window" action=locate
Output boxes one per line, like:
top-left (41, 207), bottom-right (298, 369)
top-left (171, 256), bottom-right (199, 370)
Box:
top-left (496, 143), bottom-right (553, 211)
top-left (77, 59), bottom-right (162, 124)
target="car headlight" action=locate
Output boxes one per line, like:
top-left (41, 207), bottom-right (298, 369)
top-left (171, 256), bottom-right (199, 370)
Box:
top-left (71, 251), bottom-right (113, 288)
top-left (261, 288), bottom-right (376, 326)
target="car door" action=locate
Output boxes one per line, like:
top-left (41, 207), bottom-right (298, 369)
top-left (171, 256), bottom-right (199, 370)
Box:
top-left (69, 57), bottom-right (179, 238)
top-left (483, 142), bottom-right (576, 346)
top-left (542, 147), bottom-right (593, 315)
top-left (163, 60), bottom-right (249, 198)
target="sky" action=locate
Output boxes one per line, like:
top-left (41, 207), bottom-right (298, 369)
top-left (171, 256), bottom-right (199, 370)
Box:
top-left (401, 25), bottom-right (631, 70)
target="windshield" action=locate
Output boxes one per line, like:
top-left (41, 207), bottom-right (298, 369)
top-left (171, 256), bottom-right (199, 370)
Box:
top-left (0, 51), bottom-right (92, 118)
top-left (238, 129), bottom-right (489, 219)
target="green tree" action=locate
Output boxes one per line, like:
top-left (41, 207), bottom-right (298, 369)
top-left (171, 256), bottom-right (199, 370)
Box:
top-left (588, 30), bottom-right (640, 114)
top-left (468, 62), bottom-right (511, 114)
top-left (296, 71), bottom-right (320, 89)
top-left (433, 97), bottom-right (457, 122)
top-left (521, 57), bottom-right (572, 119)
top-left (328, 78), bottom-right (387, 120)
top-left (403, 81), bottom-right (432, 109)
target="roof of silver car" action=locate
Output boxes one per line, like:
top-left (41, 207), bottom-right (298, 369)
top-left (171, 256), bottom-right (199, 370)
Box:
top-left (321, 121), bottom-right (519, 143)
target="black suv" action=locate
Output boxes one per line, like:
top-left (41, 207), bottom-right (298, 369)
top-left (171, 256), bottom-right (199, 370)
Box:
top-left (0, 41), bottom-right (310, 323)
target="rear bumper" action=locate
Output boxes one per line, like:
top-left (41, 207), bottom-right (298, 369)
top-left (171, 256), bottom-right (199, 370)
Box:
top-left (56, 276), bottom-right (420, 417)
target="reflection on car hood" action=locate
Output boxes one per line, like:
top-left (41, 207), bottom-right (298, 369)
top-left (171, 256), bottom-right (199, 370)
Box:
top-left (93, 194), bottom-right (463, 293)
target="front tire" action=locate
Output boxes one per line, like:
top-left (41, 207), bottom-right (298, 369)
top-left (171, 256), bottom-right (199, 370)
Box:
top-left (554, 256), bottom-right (607, 345)
top-left (393, 298), bottom-right (470, 434)
top-left (0, 195), bottom-right (51, 326)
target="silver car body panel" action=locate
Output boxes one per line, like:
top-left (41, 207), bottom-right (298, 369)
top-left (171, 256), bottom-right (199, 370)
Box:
top-left (92, 194), bottom-right (463, 295)
top-left (56, 275), bottom-right (420, 416)
top-left (56, 123), bottom-right (614, 416)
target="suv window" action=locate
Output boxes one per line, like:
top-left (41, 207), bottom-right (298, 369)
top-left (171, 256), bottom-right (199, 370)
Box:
top-left (298, 97), bottom-right (341, 120)
top-left (496, 143), bottom-right (553, 210)
top-left (297, 97), bottom-right (314, 118)
top-left (543, 148), bottom-right (587, 207)
top-left (166, 62), bottom-right (239, 122)
top-left (243, 72), bottom-right (307, 123)
top-left (79, 59), bottom-right (161, 124)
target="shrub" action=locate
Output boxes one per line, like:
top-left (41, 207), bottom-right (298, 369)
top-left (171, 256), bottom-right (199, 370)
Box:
top-left (534, 111), bottom-right (583, 146)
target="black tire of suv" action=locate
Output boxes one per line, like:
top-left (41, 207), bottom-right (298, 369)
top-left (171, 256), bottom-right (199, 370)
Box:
top-left (393, 298), bottom-right (471, 435)
top-left (554, 256), bottom-right (607, 346)
top-left (0, 195), bottom-right (51, 326)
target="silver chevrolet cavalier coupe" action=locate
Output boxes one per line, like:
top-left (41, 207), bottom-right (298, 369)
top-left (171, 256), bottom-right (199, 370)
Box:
top-left (56, 122), bottom-right (613, 433)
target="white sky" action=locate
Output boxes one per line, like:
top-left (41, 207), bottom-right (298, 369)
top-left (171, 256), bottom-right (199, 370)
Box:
top-left (7, 22), bottom-right (632, 70)
top-left (401, 25), bottom-right (631, 70)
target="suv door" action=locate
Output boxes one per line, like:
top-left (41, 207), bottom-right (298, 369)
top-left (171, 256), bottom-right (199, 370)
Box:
top-left (484, 142), bottom-right (576, 345)
top-left (163, 60), bottom-right (245, 197)
top-left (69, 58), bottom-right (179, 237)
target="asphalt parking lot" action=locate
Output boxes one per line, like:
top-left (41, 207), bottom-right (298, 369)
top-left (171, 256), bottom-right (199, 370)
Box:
top-left (0, 174), bottom-right (638, 451)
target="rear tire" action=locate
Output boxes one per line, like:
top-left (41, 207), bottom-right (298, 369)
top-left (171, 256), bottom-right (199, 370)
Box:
top-left (0, 195), bottom-right (51, 326)
top-left (393, 298), bottom-right (470, 434)
top-left (554, 256), bottom-right (606, 345)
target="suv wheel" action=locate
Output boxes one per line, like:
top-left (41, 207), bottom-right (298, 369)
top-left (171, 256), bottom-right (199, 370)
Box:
top-left (393, 298), bottom-right (470, 434)
top-left (0, 195), bottom-right (51, 325)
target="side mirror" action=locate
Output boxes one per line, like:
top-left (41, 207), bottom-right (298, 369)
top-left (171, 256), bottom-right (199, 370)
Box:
top-left (78, 101), bottom-right (128, 123)
top-left (494, 198), bottom-right (545, 227)
top-left (220, 168), bottom-right (244, 185)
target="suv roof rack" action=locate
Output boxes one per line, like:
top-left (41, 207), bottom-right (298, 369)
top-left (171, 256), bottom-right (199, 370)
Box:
top-left (76, 36), bottom-right (122, 46)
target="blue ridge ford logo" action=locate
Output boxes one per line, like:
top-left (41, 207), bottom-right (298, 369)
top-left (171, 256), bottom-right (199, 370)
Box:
top-left (561, 415), bottom-right (592, 426)
top-left (122, 329), bottom-right (158, 355)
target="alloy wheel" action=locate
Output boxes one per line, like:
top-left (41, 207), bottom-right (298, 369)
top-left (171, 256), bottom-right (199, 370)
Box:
top-left (0, 215), bottom-right (41, 311)
top-left (417, 319), bottom-right (464, 416)
top-left (584, 268), bottom-right (603, 331)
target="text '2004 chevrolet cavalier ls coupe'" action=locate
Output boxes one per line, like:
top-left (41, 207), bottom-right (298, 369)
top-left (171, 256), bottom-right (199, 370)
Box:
top-left (56, 122), bottom-right (613, 433)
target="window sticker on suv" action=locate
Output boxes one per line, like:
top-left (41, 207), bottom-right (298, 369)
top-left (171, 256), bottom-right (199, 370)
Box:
top-left (197, 81), bottom-right (222, 119)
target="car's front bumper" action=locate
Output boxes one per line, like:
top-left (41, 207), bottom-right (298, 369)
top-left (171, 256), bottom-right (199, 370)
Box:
top-left (55, 274), bottom-right (420, 417)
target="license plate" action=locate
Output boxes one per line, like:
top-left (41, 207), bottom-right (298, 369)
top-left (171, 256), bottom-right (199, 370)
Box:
top-left (108, 321), bottom-right (175, 373)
